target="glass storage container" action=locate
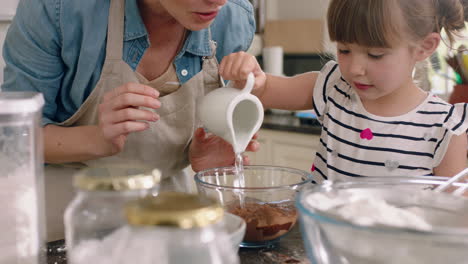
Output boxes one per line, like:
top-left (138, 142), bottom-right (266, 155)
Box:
top-left (64, 166), bottom-right (161, 251)
top-left (0, 92), bottom-right (46, 264)
top-left (68, 192), bottom-right (240, 264)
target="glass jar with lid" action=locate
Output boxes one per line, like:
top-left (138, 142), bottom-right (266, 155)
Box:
top-left (0, 92), bottom-right (46, 264)
top-left (64, 165), bottom-right (161, 251)
top-left (68, 192), bottom-right (240, 264)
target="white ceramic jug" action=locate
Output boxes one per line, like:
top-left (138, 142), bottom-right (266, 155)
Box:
top-left (197, 73), bottom-right (264, 154)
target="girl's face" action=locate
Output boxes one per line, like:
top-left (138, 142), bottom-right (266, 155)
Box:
top-left (157, 0), bottom-right (227, 31)
top-left (337, 42), bottom-right (419, 105)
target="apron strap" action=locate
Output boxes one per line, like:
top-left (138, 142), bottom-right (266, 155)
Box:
top-left (201, 37), bottom-right (225, 87)
top-left (206, 28), bottom-right (217, 59)
top-left (105, 0), bottom-right (125, 61)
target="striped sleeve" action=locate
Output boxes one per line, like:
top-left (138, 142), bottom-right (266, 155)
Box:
top-left (312, 61), bottom-right (340, 124)
top-left (433, 103), bottom-right (467, 166)
top-left (443, 103), bottom-right (468, 135)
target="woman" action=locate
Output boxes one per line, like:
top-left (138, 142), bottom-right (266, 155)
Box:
top-left (2, 0), bottom-right (257, 240)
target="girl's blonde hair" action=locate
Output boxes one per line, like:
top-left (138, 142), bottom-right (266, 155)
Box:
top-left (327, 0), bottom-right (467, 48)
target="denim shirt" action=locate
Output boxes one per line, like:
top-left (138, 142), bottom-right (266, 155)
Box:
top-left (2, 0), bottom-right (255, 126)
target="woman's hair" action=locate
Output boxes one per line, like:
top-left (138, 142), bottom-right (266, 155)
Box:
top-left (327, 0), bottom-right (467, 48)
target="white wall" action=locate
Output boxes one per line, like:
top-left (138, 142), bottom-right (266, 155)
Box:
top-left (266, 0), bottom-right (330, 20)
top-left (0, 0), bottom-right (18, 85)
top-left (0, 22), bottom-right (10, 85)
top-left (1, 0), bottom-right (18, 18)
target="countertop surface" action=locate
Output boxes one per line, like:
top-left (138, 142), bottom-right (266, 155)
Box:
top-left (238, 225), bottom-right (310, 264)
top-left (45, 111), bottom-right (316, 264)
top-left (261, 111), bottom-right (321, 135)
top-left (46, 225), bottom-right (309, 264)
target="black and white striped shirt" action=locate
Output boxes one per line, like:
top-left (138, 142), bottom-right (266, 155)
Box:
top-left (311, 61), bottom-right (468, 182)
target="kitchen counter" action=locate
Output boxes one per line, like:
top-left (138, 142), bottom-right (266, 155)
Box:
top-left (45, 112), bottom-right (316, 264)
top-left (46, 225), bottom-right (309, 264)
top-left (261, 111), bottom-right (321, 135)
top-left (238, 225), bottom-right (309, 264)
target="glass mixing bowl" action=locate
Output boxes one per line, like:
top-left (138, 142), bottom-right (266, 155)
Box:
top-left (195, 165), bottom-right (313, 248)
top-left (296, 176), bottom-right (468, 264)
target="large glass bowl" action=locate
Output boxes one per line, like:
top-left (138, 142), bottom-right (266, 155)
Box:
top-left (195, 165), bottom-right (313, 248)
top-left (296, 176), bottom-right (468, 264)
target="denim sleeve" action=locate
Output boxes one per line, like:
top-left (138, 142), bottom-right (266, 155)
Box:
top-left (2, 0), bottom-right (64, 126)
top-left (211, 0), bottom-right (256, 63)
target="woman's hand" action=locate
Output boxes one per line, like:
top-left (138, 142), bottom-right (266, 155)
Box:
top-left (189, 128), bottom-right (260, 172)
top-left (219, 51), bottom-right (267, 97)
top-left (97, 82), bottom-right (161, 156)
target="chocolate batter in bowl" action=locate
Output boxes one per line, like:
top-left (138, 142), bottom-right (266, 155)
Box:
top-left (195, 165), bottom-right (313, 248)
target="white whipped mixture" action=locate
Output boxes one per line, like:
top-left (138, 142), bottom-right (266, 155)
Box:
top-left (305, 190), bottom-right (432, 231)
top-left (0, 162), bottom-right (42, 264)
top-left (69, 227), bottom-right (170, 264)
top-left (70, 224), bottom-right (235, 264)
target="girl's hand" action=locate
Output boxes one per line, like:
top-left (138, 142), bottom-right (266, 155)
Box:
top-left (219, 51), bottom-right (267, 97)
top-left (97, 82), bottom-right (161, 156)
top-left (189, 128), bottom-right (260, 172)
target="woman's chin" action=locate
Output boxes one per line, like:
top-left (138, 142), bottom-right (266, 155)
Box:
top-left (179, 15), bottom-right (215, 31)
top-left (184, 22), bottom-right (213, 31)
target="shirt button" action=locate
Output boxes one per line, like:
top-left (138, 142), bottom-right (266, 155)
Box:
top-left (181, 69), bottom-right (188, 76)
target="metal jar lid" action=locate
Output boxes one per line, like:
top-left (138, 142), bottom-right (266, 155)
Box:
top-left (125, 192), bottom-right (224, 229)
top-left (0, 92), bottom-right (44, 114)
top-left (73, 166), bottom-right (161, 191)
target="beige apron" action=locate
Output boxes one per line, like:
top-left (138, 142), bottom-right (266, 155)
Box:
top-left (44, 0), bottom-right (223, 241)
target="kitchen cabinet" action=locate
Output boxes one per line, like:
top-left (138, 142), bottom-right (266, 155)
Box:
top-left (185, 128), bottom-right (319, 182)
top-left (247, 128), bottom-right (320, 172)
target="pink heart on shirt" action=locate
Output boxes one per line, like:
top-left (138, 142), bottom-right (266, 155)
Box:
top-left (310, 164), bottom-right (315, 172)
top-left (360, 128), bottom-right (374, 140)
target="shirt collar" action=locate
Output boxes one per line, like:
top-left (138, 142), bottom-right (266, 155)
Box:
top-left (124, 0), bottom-right (212, 57)
top-left (180, 29), bottom-right (212, 57)
top-left (124, 0), bottom-right (148, 41)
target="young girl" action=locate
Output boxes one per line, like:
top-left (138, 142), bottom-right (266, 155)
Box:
top-left (219, 0), bottom-right (468, 181)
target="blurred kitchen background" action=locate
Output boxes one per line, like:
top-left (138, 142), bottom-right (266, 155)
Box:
top-left (246, 0), bottom-right (467, 102)
top-left (0, 0), bottom-right (466, 100)
top-left (0, 0), bottom-right (17, 85)
top-left (0, 0), bottom-right (466, 192)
